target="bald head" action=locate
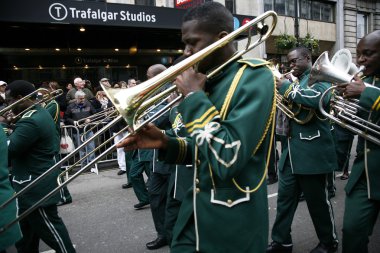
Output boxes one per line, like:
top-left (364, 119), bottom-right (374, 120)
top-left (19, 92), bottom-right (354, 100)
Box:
top-left (147, 64), bottom-right (167, 79)
top-left (357, 30), bottom-right (380, 76)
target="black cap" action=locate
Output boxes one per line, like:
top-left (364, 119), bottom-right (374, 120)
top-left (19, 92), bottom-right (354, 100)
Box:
top-left (6, 80), bottom-right (36, 98)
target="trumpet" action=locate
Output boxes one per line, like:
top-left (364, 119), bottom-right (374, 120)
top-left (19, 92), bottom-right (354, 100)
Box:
top-left (0, 88), bottom-right (63, 122)
top-left (0, 10), bottom-right (278, 234)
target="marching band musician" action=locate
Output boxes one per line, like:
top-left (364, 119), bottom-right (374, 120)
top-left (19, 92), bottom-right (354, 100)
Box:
top-left (41, 81), bottom-right (73, 206)
top-left (117, 2), bottom-right (275, 252)
top-left (267, 47), bottom-right (339, 253)
top-left (339, 30), bottom-right (380, 253)
top-left (4, 80), bottom-right (76, 253)
top-left (0, 123), bottom-right (22, 253)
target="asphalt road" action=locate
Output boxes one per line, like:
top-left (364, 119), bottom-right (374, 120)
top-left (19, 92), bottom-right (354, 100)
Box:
top-left (6, 137), bottom-right (380, 253)
top-left (26, 167), bottom-right (378, 253)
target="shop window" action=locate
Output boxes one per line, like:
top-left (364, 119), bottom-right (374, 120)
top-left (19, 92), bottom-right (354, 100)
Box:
top-left (300, 0), bottom-right (311, 19)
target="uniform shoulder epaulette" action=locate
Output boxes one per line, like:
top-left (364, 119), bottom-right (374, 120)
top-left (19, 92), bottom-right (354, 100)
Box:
top-left (22, 109), bottom-right (37, 118)
top-left (238, 58), bottom-right (269, 68)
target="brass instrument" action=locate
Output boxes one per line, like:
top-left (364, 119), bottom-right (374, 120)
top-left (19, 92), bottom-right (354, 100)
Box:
top-left (269, 65), bottom-right (314, 124)
top-left (0, 10), bottom-right (278, 234)
top-left (0, 88), bottom-right (63, 122)
top-left (319, 86), bottom-right (380, 145)
top-left (76, 106), bottom-right (117, 128)
top-left (313, 50), bottom-right (380, 145)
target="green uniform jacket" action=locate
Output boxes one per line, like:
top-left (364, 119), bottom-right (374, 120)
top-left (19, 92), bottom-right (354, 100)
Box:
top-left (161, 59), bottom-right (275, 252)
top-left (0, 124), bottom-right (22, 250)
top-left (278, 68), bottom-right (338, 174)
top-left (45, 99), bottom-right (61, 137)
top-left (9, 105), bottom-right (61, 210)
top-left (166, 106), bottom-right (193, 201)
top-left (345, 76), bottom-right (380, 200)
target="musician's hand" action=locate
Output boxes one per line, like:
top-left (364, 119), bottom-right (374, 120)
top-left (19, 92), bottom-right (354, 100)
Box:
top-left (174, 67), bottom-right (207, 96)
top-left (276, 77), bottom-right (288, 90)
top-left (117, 123), bottom-right (169, 151)
top-left (343, 76), bottom-right (366, 98)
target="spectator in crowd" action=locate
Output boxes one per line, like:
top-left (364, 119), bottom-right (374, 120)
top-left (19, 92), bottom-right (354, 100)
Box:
top-left (0, 81), bottom-right (7, 108)
top-left (120, 81), bottom-right (127, 89)
top-left (95, 91), bottom-right (110, 110)
top-left (64, 90), bottom-right (97, 172)
top-left (127, 78), bottom-right (137, 88)
top-left (66, 77), bottom-right (94, 104)
top-left (99, 78), bottom-right (112, 89)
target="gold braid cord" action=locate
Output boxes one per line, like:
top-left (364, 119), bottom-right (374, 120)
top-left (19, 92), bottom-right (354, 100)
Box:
top-left (207, 63), bottom-right (276, 194)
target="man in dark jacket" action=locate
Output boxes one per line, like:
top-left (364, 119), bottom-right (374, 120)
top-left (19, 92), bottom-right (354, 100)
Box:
top-left (64, 90), bottom-right (97, 170)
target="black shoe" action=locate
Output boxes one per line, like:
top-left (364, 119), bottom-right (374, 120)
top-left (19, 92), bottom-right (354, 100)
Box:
top-left (267, 241), bottom-right (293, 253)
top-left (57, 199), bottom-right (72, 206)
top-left (146, 237), bottom-right (168, 250)
top-left (310, 242), bottom-right (338, 253)
top-left (117, 170), bottom-right (126, 175)
top-left (122, 183), bottom-right (132, 189)
top-left (134, 202), bottom-right (150, 210)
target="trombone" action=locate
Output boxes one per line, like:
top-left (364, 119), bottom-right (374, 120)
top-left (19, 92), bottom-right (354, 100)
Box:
top-left (0, 88), bottom-right (63, 122)
top-left (0, 10), bottom-right (278, 234)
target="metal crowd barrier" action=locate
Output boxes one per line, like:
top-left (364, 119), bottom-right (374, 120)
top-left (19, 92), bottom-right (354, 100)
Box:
top-left (59, 122), bottom-right (118, 174)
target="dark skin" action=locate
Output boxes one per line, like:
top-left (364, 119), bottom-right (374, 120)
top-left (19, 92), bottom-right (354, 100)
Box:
top-left (117, 19), bottom-right (236, 151)
top-left (276, 49), bottom-right (312, 90)
top-left (339, 31), bottom-right (380, 98)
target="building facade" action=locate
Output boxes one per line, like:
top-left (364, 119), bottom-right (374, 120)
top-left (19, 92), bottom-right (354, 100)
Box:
top-left (0, 0), bottom-right (378, 85)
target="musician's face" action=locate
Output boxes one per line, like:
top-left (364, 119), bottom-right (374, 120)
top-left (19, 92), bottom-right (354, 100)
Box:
top-left (287, 50), bottom-right (310, 78)
top-left (356, 34), bottom-right (380, 76)
top-left (181, 20), bottom-right (221, 74)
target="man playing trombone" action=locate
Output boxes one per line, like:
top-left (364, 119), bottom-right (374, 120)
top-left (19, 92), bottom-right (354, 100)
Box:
top-left (4, 80), bottom-right (75, 253)
top-left (267, 47), bottom-right (338, 253)
top-left (116, 2), bottom-right (275, 252)
top-left (339, 30), bottom-right (380, 253)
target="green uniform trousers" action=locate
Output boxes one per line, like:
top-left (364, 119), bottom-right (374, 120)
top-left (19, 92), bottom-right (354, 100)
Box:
top-left (333, 125), bottom-right (354, 172)
top-left (125, 151), bottom-right (133, 184)
top-left (148, 172), bottom-right (170, 239)
top-left (15, 205), bottom-right (75, 253)
top-left (130, 159), bottom-right (151, 203)
top-left (164, 190), bottom-right (182, 245)
top-left (272, 159), bottom-right (338, 245)
top-left (171, 214), bottom-right (196, 253)
top-left (342, 175), bottom-right (380, 253)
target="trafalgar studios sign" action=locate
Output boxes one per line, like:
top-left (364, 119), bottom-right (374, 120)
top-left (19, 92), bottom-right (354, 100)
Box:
top-left (0, 0), bottom-right (185, 29)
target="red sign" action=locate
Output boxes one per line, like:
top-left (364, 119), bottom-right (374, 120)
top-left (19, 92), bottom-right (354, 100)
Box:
top-left (176, 0), bottom-right (192, 6)
top-left (175, 0), bottom-right (205, 9)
